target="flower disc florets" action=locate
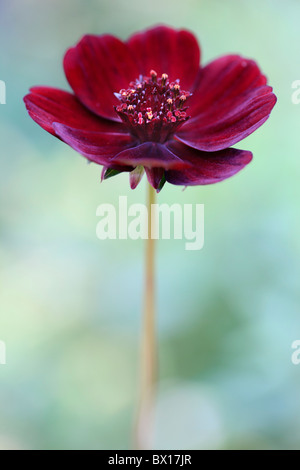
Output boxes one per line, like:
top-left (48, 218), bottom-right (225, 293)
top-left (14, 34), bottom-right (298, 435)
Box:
top-left (115, 70), bottom-right (191, 143)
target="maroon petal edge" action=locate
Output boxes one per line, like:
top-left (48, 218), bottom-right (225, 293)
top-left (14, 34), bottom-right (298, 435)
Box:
top-left (52, 123), bottom-right (137, 166)
top-left (175, 55), bottom-right (277, 151)
top-left (164, 141), bottom-right (253, 186)
top-left (127, 25), bottom-right (201, 91)
top-left (24, 87), bottom-right (126, 136)
top-left (63, 34), bottom-right (140, 121)
top-left (110, 141), bottom-right (192, 170)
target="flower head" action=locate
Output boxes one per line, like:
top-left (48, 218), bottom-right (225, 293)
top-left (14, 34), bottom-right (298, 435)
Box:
top-left (24, 25), bottom-right (276, 192)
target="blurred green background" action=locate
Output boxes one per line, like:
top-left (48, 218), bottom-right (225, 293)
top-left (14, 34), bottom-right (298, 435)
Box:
top-left (0, 0), bottom-right (300, 450)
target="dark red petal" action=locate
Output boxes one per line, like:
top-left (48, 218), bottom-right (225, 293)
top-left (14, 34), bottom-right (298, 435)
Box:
top-left (188, 55), bottom-right (268, 116)
top-left (24, 87), bottom-right (126, 136)
top-left (52, 123), bottom-right (137, 166)
top-left (176, 93), bottom-right (276, 152)
top-left (63, 34), bottom-right (140, 121)
top-left (127, 25), bottom-right (200, 90)
top-left (175, 55), bottom-right (277, 151)
top-left (145, 167), bottom-right (165, 191)
top-left (165, 141), bottom-right (252, 186)
top-left (110, 142), bottom-right (191, 170)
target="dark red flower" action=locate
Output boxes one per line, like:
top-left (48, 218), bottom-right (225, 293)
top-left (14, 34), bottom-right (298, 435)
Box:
top-left (24, 25), bottom-right (276, 192)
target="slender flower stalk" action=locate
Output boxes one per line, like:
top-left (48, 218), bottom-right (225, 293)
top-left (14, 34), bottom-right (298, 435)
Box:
top-left (134, 183), bottom-right (157, 450)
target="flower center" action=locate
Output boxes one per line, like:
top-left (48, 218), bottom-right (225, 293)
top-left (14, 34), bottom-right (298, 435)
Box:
top-left (114, 70), bottom-right (191, 143)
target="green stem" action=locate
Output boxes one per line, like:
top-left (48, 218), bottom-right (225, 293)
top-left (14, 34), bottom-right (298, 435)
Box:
top-left (134, 183), bottom-right (157, 449)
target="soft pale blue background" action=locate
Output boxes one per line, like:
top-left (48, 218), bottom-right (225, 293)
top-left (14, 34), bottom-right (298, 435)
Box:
top-left (0, 0), bottom-right (299, 450)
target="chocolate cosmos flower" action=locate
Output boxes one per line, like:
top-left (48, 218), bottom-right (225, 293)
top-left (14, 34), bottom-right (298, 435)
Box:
top-left (24, 25), bottom-right (276, 192)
